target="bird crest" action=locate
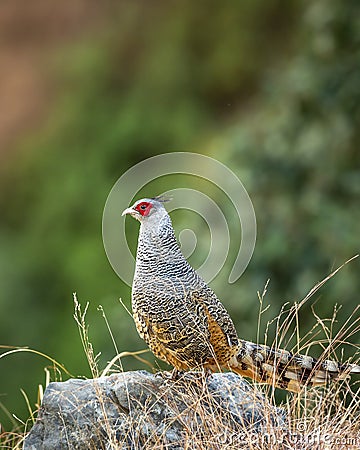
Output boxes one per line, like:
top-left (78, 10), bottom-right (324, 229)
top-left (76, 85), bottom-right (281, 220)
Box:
top-left (152, 194), bottom-right (173, 203)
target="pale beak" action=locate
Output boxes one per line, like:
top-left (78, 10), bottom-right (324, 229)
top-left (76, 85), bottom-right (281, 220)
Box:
top-left (122, 207), bottom-right (135, 216)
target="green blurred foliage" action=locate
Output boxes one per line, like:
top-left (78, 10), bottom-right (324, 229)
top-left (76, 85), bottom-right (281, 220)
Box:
top-left (0, 0), bottom-right (359, 429)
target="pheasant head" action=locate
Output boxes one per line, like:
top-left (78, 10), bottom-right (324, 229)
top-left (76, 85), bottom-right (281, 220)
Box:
top-left (122, 196), bottom-right (174, 236)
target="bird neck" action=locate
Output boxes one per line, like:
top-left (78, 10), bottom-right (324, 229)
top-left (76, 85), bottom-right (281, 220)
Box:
top-left (134, 214), bottom-right (185, 275)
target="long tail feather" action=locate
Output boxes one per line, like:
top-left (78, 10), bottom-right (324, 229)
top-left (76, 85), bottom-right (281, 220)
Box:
top-left (229, 340), bottom-right (360, 393)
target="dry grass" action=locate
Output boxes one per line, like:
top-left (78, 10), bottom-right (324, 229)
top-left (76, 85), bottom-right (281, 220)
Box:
top-left (1, 259), bottom-right (360, 449)
top-left (0, 347), bottom-right (71, 449)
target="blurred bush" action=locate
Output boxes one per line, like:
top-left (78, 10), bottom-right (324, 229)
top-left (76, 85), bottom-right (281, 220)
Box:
top-left (0, 0), bottom-right (359, 429)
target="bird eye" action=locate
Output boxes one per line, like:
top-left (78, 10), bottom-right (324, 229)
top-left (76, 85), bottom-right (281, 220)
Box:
top-left (135, 201), bottom-right (152, 216)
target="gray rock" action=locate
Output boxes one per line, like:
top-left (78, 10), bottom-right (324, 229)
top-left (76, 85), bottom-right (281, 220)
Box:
top-left (24, 370), bottom-right (287, 449)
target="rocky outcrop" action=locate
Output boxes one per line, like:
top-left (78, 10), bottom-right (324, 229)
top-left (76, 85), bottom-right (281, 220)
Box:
top-left (24, 370), bottom-right (286, 449)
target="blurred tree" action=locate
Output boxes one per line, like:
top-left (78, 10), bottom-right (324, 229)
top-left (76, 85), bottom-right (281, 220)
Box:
top-left (217, 0), bottom-right (360, 341)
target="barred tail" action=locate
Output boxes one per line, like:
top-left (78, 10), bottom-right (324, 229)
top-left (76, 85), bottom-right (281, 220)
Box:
top-left (229, 340), bottom-right (360, 393)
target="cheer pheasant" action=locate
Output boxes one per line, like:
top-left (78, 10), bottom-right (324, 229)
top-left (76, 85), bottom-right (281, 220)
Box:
top-left (122, 197), bottom-right (360, 392)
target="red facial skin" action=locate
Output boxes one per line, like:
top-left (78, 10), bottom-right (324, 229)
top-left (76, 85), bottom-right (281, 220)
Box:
top-left (134, 201), bottom-right (153, 217)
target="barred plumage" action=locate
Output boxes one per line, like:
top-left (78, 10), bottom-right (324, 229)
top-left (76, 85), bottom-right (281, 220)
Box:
top-left (122, 198), bottom-right (360, 392)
